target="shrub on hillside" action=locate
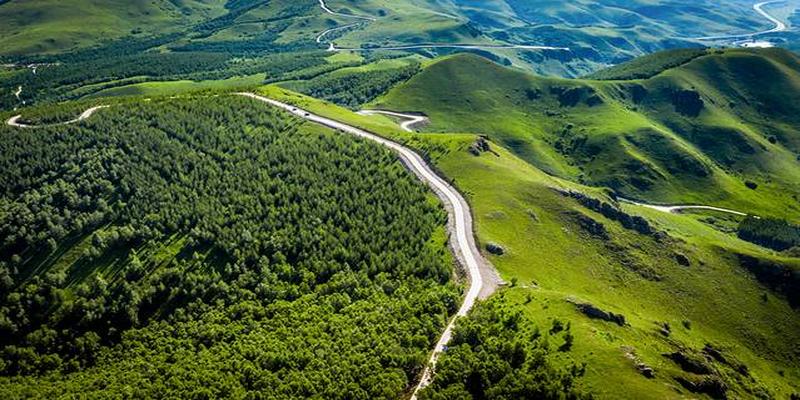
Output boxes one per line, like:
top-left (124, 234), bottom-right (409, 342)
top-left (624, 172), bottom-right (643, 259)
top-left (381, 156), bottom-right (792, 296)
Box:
top-left (737, 217), bottom-right (800, 251)
top-left (418, 300), bottom-right (590, 400)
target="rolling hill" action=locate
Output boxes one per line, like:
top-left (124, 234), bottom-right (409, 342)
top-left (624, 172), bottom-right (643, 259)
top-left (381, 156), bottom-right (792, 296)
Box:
top-left (2, 0), bottom-right (800, 398)
top-left (0, 0), bottom-right (228, 55)
top-left (260, 84), bottom-right (800, 399)
top-left (373, 48), bottom-right (800, 219)
top-left (1, 0), bottom-right (798, 77)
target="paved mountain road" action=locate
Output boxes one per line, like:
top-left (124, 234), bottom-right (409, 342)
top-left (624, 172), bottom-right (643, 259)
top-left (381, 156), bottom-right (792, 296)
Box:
top-left (236, 92), bottom-right (501, 399)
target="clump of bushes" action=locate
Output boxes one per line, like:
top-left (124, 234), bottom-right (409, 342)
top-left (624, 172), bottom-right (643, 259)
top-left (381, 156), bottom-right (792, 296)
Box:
top-left (737, 217), bottom-right (800, 251)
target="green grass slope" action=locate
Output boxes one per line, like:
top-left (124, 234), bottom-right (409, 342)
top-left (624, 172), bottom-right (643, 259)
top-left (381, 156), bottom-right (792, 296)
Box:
top-left (258, 86), bottom-right (800, 399)
top-left (0, 0), bottom-right (228, 55)
top-left (373, 49), bottom-right (800, 219)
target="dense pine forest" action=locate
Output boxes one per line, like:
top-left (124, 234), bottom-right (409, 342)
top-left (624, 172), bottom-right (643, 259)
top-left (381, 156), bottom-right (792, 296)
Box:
top-left (0, 96), bottom-right (460, 398)
top-left (418, 299), bottom-right (589, 400)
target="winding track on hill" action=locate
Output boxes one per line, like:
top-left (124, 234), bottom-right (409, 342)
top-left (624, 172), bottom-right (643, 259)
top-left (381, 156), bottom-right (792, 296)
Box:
top-left (619, 198), bottom-right (751, 217)
top-left (235, 92), bottom-right (500, 399)
top-left (316, 0), bottom-right (570, 52)
top-left (5, 105), bottom-right (109, 128)
top-left (356, 109), bottom-right (429, 132)
top-left (695, 1), bottom-right (788, 41)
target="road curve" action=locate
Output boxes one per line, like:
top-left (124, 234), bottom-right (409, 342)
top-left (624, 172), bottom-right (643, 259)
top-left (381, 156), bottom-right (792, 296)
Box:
top-left (357, 109), bottom-right (429, 132)
top-left (315, 22), bottom-right (361, 44)
top-left (619, 197), bottom-right (751, 217)
top-left (696, 1), bottom-right (788, 41)
top-left (6, 105), bottom-right (110, 128)
top-left (236, 92), bottom-right (500, 398)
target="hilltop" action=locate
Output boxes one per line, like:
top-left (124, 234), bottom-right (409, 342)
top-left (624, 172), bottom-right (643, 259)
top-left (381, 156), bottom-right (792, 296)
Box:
top-left (373, 48), bottom-right (800, 219)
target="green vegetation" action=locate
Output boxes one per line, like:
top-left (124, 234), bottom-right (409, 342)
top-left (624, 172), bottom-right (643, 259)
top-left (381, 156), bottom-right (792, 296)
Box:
top-left (0, 96), bottom-right (460, 398)
top-left (281, 58), bottom-right (421, 109)
top-left (373, 49), bottom-right (800, 220)
top-left (3, 0), bottom-right (800, 396)
top-left (263, 74), bottom-right (800, 398)
top-left (0, 0), bottom-right (227, 55)
top-left (738, 217), bottom-right (800, 251)
top-left (586, 48), bottom-right (710, 80)
top-left (418, 299), bottom-right (589, 400)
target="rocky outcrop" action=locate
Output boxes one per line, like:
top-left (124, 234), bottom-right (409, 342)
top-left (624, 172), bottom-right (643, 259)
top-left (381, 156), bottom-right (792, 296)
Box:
top-left (485, 242), bottom-right (505, 255)
top-left (559, 190), bottom-right (653, 236)
top-left (568, 299), bottom-right (626, 326)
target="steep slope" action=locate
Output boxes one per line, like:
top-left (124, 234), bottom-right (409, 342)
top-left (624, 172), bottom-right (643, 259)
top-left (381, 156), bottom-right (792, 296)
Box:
top-left (261, 86), bottom-right (800, 399)
top-left (373, 49), bottom-right (800, 219)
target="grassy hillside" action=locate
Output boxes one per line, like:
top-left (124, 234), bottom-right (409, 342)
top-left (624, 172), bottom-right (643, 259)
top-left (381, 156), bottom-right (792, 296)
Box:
top-left (0, 0), bottom-right (228, 55)
top-left (373, 49), bottom-right (800, 220)
top-left (260, 85), bottom-right (800, 399)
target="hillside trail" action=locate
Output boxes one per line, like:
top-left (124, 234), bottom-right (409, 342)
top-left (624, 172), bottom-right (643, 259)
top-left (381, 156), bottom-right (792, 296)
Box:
top-left (619, 198), bottom-right (753, 217)
top-left (5, 105), bottom-right (109, 128)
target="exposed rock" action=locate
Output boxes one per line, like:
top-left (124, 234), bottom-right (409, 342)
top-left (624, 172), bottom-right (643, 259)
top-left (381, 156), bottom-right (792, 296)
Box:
top-left (486, 242), bottom-right (505, 255)
top-left (468, 136), bottom-right (494, 156)
top-left (702, 344), bottom-right (727, 364)
top-left (558, 190), bottom-right (654, 236)
top-left (659, 322), bottom-right (671, 337)
top-left (664, 351), bottom-right (713, 375)
top-left (703, 344), bottom-right (750, 377)
top-left (571, 212), bottom-right (609, 239)
top-left (637, 363), bottom-right (655, 378)
top-left (622, 346), bottom-right (655, 378)
top-left (676, 376), bottom-right (728, 399)
top-left (675, 253), bottom-right (691, 267)
top-left (570, 300), bottom-right (626, 326)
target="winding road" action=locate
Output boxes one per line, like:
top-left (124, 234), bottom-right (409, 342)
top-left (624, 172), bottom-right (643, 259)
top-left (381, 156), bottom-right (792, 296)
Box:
top-left (619, 197), bottom-right (751, 217)
top-left (695, 1), bottom-right (789, 41)
top-left (235, 92), bottom-right (500, 399)
top-left (316, 0), bottom-right (570, 53)
top-left (356, 109), bottom-right (429, 132)
top-left (5, 105), bottom-right (109, 128)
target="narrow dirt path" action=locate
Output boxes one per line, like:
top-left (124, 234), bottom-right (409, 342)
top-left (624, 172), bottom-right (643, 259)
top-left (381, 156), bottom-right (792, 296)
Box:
top-left (619, 197), bottom-right (751, 217)
top-left (357, 109), bottom-right (429, 132)
top-left (236, 92), bottom-right (501, 398)
top-left (6, 105), bottom-right (109, 128)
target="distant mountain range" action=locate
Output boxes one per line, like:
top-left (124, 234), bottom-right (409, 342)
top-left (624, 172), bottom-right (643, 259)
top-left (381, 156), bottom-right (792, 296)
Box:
top-left (1, 0), bottom-right (798, 76)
